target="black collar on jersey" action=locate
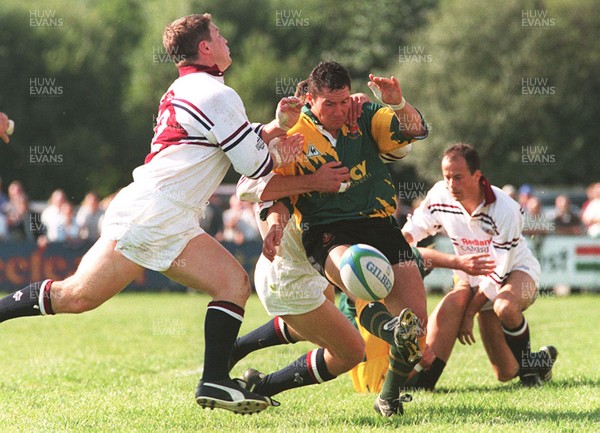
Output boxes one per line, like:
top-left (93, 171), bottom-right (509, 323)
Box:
top-left (301, 104), bottom-right (323, 126)
top-left (178, 64), bottom-right (224, 77)
top-left (480, 176), bottom-right (497, 205)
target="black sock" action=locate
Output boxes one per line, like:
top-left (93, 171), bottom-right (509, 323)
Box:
top-left (0, 280), bottom-right (54, 323)
top-left (254, 348), bottom-right (336, 396)
top-left (502, 318), bottom-right (531, 377)
top-left (231, 317), bottom-right (296, 369)
top-left (358, 301), bottom-right (396, 346)
top-left (414, 357), bottom-right (446, 390)
top-left (201, 301), bottom-right (244, 383)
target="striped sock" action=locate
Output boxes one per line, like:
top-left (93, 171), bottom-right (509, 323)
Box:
top-left (255, 348), bottom-right (336, 397)
top-left (0, 279), bottom-right (54, 322)
top-left (201, 301), bottom-right (244, 382)
top-left (231, 317), bottom-right (296, 369)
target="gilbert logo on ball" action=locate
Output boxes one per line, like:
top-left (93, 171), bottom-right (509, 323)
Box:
top-left (340, 244), bottom-right (394, 301)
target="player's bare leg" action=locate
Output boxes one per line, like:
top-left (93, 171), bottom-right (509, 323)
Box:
top-left (163, 233), bottom-right (276, 413)
top-left (0, 236), bottom-right (143, 321)
top-left (229, 285), bottom-right (336, 370)
top-left (51, 237), bottom-right (144, 313)
top-left (241, 300), bottom-right (365, 396)
top-left (163, 233), bottom-right (251, 304)
top-left (479, 270), bottom-right (557, 386)
top-left (426, 283), bottom-right (472, 363)
top-left (282, 301), bottom-right (365, 374)
top-left (477, 310), bottom-right (519, 381)
top-left (408, 282), bottom-right (472, 390)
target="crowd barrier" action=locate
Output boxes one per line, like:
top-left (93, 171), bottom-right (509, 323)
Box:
top-left (425, 235), bottom-right (600, 292)
top-left (0, 236), bottom-right (598, 293)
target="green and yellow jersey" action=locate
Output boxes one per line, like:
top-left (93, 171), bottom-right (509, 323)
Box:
top-left (276, 102), bottom-right (427, 227)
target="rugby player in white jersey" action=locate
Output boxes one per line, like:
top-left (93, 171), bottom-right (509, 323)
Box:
top-left (402, 143), bottom-right (557, 389)
top-left (0, 13), bottom-right (304, 414)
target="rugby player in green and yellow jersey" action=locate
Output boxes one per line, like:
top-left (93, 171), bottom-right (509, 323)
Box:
top-left (242, 61), bottom-right (429, 417)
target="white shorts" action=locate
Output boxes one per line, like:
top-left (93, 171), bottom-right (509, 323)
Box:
top-left (478, 254), bottom-right (541, 311)
top-left (102, 183), bottom-right (204, 272)
top-left (254, 254), bottom-right (329, 316)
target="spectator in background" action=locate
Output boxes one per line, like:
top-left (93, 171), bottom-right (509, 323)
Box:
top-left (550, 195), bottom-right (582, 235)
top-left (222, 195), bottom-right (260, 245)
top-left (41, 189), bottom-right (68, 241)
top-left (199, 194), bottom-right (224, 241)
top-left (518, 184), bottom-right (533, 210)
top-left (502, 184), bottom-right (517, 202)
top-left (4, 181), bottom-right (36, 242)
top-left (523, 196), bottom-right (552, 236)
top-left (76, 192), bottom-right (104, 241)
top-left (0, 211), bottom-right (8, 241)
top-left (55, 201), bottom-right (80, 243)
top-left (580, 182), bottom-right (596, 215)
top-left (0, 177), bottom-right (8, 211)
top-left (581, 182), bottom-right (600, 238)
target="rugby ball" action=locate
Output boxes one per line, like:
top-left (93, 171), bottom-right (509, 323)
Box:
top-left (340, 244), bottom-right (394, 301)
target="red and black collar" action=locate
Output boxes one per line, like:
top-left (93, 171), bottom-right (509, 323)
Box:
top-left (480, 175), bottom-right (496, 205)
top-left (178, 64), bottom-right (224, 77)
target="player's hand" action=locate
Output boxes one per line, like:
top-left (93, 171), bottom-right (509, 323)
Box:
top-left (457, 253), bottom-right (496, 276)
top-left (0, 112), bottom-right (10, 144)
top-left (263, 223), bottom-right (285, 261)
top-left (458, 315), bottom-right (476, 345)
top-left (269, 133), bottom-right (303, 167)
top-left (311, 161), bottom-right (350, 193)
top-left (347, 93), bottom-right (370, 126)
top-left (275, 96), bottom-right (302, 131)
top-left (367, 74), bottom-right (403, 107)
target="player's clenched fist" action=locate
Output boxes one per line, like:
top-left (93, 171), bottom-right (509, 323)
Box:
top-left (268, 133), bottom-right (303, 167)
top-left (311, 161), bottom-right (351, 193)
top-left (275, 96), bottom-right (302, 131)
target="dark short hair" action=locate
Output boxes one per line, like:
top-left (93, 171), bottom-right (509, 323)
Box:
top-left (294, 79), bottom-right (309, 101)
top-left (163, 14), bottom-right (213, 67)
top-left (443, 143), bottom-right (480, 174)
top-left (307, 61), bottom-right (351, 96)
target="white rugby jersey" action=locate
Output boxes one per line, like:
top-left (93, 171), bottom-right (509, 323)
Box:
top-left (132, 65), bottom-right (273, 212)
top-left (403, 178), bottom-right (539, 300)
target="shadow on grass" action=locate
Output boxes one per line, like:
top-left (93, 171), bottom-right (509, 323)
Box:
top-left (432, 376), bottom-right (599, 394)
top-left (328, 405), bottom-right (600, 429)
top-left (321, 377), bottom-right (600, 429)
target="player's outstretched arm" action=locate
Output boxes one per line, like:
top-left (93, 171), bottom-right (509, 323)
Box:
top-left (261, 162), bottom-right (350, 201)
top-left (458, 289), bottom-right (489, 345)
top-left (368, 74), bottom-right (426, 137)
top-left (418, 248), bottom-right (496, 276)
top-left (237, 161), bottom-right (350, 204)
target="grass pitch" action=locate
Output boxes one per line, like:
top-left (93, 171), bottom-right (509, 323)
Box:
top-left (0, 292), bottom-right (597, 432)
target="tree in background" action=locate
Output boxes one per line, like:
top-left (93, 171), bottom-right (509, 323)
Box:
top-left (0, 0), bottom-right (143, 200)
top-left (392, 0), bottom-right (599, 187)
top-left (0, 0), bottom-right (597, 202)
